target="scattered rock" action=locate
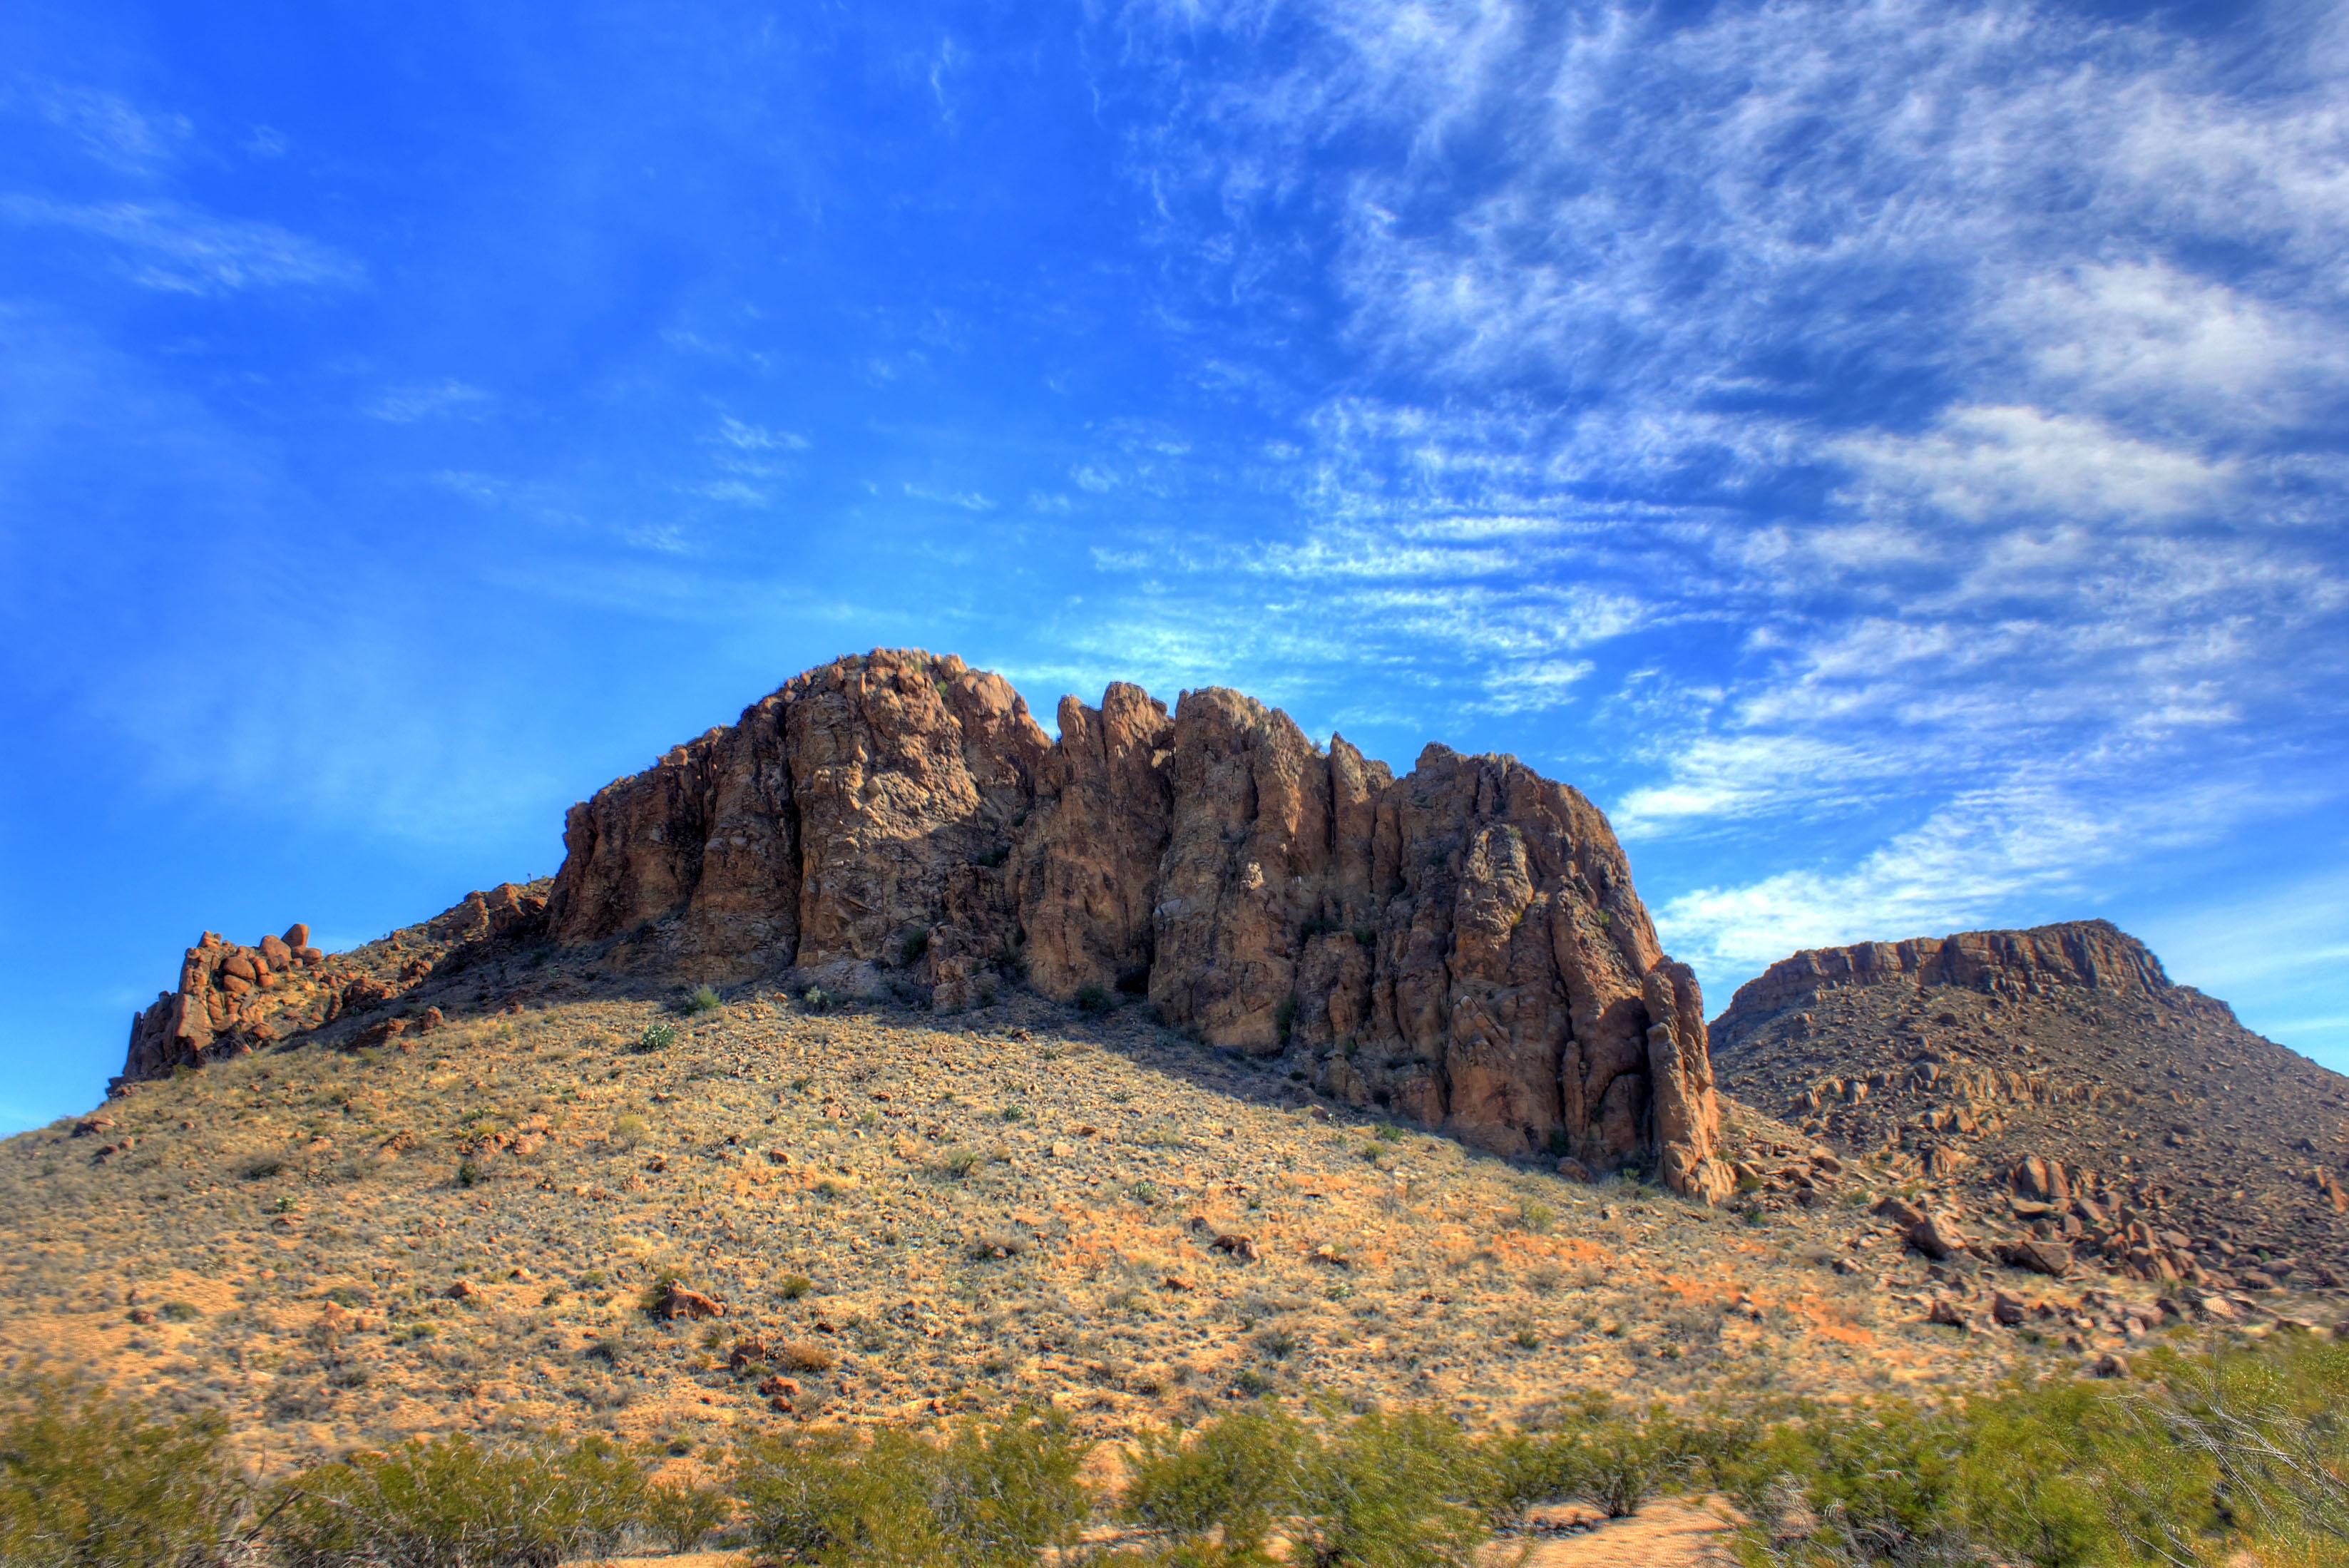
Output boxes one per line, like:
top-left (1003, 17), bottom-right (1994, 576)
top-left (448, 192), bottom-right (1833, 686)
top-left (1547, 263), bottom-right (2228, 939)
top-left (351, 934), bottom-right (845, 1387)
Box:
top-left (1909, 1211), bottom-right (1971, 1261)
top-left (1926, 1298), bottom-right (1972, 1329)
top-left (653, 1281), bottom-right (725, 1321)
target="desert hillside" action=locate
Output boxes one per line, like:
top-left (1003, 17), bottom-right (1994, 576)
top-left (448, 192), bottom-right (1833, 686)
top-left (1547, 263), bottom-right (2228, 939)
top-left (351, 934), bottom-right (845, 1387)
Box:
top-left (15, 655), bottom-right (2345, 1482)
top-left (1711, 919), bottom-right (2349, 1294)
top-left (14, 952), bottom-right (2319, 1475)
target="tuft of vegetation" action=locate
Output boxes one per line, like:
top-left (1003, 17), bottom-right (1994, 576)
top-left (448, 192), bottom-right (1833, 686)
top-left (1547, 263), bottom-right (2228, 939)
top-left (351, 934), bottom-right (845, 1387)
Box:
top-left (681, 984), bottom-right (723, 1015)
top-left (609, 1113), bottom-right (648, 1151)
top-left (777, 1273), bottom-right (815, 1301)
top-left (643, 1477), bottom-right (731, 1554)
top-left (268, 1432), bottom-right (642, 1568)
top-left (635, 1021), bottom-right (678, 1052)
top-left (733, 1407), bottom-right (1090, 1567)
top-left (1073, 983), bottom-right (1113, 1015)
top-left (901, 929), bottom-right (931, 965)
top-left (0, 1377), bottom-right (250, 1568)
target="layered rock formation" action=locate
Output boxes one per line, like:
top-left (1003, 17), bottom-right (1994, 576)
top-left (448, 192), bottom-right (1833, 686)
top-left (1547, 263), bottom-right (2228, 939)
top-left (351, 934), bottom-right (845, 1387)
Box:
top-left (123, 650), bottom-right (1725, 1195)
top-left (1711, 920), bottom-right (2349, 1286)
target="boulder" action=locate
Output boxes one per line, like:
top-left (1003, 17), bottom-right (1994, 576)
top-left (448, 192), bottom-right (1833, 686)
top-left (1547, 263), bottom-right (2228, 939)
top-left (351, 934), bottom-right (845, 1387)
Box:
top-left (1910, 1211), bottom-right (1972, 1261)
top-left (653, 1281), bottom-right (725, 1321)
top-left (284, 923), bottom-right (311, 949)
top-left (2007, 1239), bottom-right (2074, 1277)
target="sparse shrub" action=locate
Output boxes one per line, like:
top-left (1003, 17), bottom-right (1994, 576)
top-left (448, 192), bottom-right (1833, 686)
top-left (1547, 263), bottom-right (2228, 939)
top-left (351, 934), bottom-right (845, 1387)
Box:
top-left (0, 1376), bottom-right (250, 1568)
top-left (777, 1273), bottom-right (814, 1301)
top-left (938, 1147), bottom-right (982, 1179)
top-left (901, 929), bottom-right (931, 965)
top-left (1294, 1408), bottom-right (1482, 1566)
top-left (1074, 983), bottom-right (1112, 1015)
top-left (682, 984), bottom-right (722, 1015)
top-left (455, 1158), bottom-right (483, 1188)
top-left (777, 1338), bottom-right (836, 1373)
top-left (1122, 1405), bottom-right (1304, 1558)
top-left (610, 1114), bottom-right (648, 1151)
top-left (1469, 1428), bottom-right (1587, 1529)
top-left (268, 1432), bottom-right (643, 1567)
top-left (636, 1022), bottom-right (677, 1052)
top-left (733, 1408), bottom-right (1089, 1566)
top-left (804, 986), bottom-right (834, 1013)
top-left (643, 1477), bottom-right (730, 1553)
top-left (240, 1157), bottom-right (284, 1181)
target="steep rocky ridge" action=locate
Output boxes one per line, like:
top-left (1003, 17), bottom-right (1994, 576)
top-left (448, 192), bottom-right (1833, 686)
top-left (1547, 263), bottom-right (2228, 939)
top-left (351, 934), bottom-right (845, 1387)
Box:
top-left (1711, 920), bottom-right (2349, 1290)
top-left (121, 650), bottom-right (1728, 1200)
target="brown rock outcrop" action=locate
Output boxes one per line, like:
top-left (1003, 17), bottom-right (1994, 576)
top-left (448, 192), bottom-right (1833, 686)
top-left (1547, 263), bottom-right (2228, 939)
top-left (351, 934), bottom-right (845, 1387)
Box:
top-left (126, 650), bottom-right (1729, 1198)
top-left (544, 652), bottom-right (1726, 1189)
top-left (120, 882), bottom-right (548, 1089)
top-left (1713, 917), bottom-right (2349, 1287)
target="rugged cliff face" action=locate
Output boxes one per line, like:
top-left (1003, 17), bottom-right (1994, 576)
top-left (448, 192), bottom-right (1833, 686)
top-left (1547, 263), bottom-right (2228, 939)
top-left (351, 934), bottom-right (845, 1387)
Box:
top-left (124, 650), bottom-right (1729, 1199)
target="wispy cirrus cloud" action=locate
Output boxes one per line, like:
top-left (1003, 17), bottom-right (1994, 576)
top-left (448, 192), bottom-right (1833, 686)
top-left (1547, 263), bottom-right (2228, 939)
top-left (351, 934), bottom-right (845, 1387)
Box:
top-left (0, 195), bottom-right (361, 292)
top-left (1088, 0), bottom-right (2349, 1003)
top-left (369, 379), bottom-right (490, 423)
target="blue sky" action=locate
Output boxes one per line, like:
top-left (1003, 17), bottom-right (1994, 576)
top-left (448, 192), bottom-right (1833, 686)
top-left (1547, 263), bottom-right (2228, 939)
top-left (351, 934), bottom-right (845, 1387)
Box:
top-left (4, 0), bottom-right (2345, 1131)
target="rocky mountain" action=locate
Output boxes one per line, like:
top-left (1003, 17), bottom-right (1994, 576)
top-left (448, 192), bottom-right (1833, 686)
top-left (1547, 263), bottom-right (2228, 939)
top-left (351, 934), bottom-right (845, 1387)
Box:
top-left (122, 650), bottom-right (1730, 1201)
top-left (1709, 919), bottom-right (2349, 1290)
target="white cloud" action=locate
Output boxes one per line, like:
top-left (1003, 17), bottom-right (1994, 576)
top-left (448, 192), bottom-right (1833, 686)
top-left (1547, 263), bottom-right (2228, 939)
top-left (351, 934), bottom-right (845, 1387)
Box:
top-left (903, 481), bottom-right (997, 511)
top-left (369, 380), bottom-right (490, 423)
top-left (15, 82), bottom-right (190, 170)
top-left (715, 416), bottom-right (807, 451)
top-left (1831, 406), bottom-right (2236, 523)
top-left (1, 197), bottom-right (361, 292)
top-left (1090, 0), bottom-right (2349, 1002)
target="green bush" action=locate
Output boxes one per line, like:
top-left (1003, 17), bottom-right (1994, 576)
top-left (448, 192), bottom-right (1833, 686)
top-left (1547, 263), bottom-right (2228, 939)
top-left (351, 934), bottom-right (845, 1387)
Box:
top-left (637, 1021), bottom-right (678, 1052)
top-left (682, 985), bottom-right (723, 1015)
top-left (1466, 1429), bottom-right (1586, 1530)
top-left (268, 1432), bottom-right (643, 1568)
top-left (0, 1378), bottom-right (250, 1568)
top-left (1724, 1340), bottom-right (2349, 1568)
top-left (901, 930), bottom-right (930, 965)
top-left (1075, 983), bottom-right (1113, 1015)
top-left (1121, 1405), bottom-right (1482, 1566)
top-left (733, 1408), bottom-right (1090, 1566)
top-left (643, 1477), bottom-right (731, 1552)
top-left (1121, 1405), bottom-right (1304, 1560)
